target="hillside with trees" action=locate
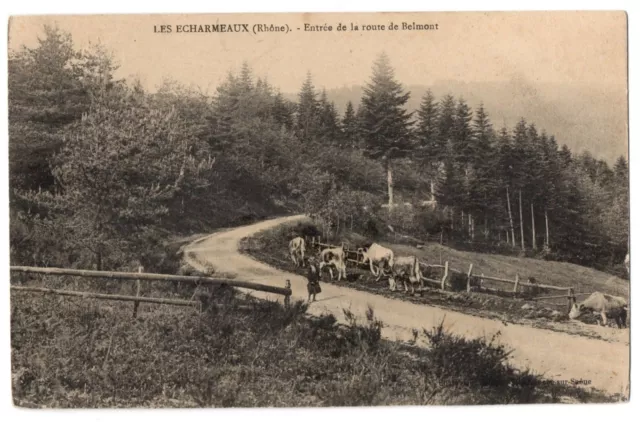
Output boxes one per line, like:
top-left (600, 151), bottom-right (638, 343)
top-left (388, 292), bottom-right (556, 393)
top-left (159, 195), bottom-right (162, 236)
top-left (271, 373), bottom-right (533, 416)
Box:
top-left (9, 25), bottom-right (629, 277)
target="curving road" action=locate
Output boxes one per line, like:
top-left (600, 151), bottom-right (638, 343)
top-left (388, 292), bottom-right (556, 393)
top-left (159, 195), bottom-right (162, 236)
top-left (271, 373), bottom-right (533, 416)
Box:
top-left (185, 215), bottom-right (630, 397)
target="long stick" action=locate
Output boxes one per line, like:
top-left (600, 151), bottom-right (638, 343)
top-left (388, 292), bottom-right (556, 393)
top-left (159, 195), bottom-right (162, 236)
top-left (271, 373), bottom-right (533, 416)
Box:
top-left (11, 286), bottom-right (199, 307)
top-left (531, 202), bottom-right (537, 250)
top-left (518, 189), bottom-right (525, 251)
top-left (10, 266), bottom-right (292, 297)
top-left (545, 207), bottom-right (550, 249)
top-left (506, 187), bottom-right (516, 247)
top-left (133, 266), bottom-right (143, 318)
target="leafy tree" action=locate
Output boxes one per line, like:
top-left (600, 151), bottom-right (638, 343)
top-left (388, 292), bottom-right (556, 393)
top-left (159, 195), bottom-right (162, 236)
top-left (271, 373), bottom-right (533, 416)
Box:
top-left (19, 86), bottom-right (215, 269)
top-left (8, 25), bottom-right (117, 192)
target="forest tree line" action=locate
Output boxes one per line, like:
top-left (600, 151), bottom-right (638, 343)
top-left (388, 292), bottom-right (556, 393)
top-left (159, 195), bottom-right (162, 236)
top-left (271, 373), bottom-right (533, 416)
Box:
top-left (8, 25), bottom-right (629, 276)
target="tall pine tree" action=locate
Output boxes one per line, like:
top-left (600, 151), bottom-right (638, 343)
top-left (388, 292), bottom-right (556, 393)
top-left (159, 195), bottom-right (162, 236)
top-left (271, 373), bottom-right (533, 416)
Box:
top-left (341, 101), bottom-right (360, 148)
top-left (295, 71), bottom-right (320, 143)
top-left (359, 53), bottom-right (414, 206)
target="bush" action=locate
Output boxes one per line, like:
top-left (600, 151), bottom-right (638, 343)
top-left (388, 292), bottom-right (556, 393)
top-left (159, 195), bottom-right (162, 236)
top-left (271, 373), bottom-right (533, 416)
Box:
top-left (293, 222), bottom-right (321, 239)
top-left (11, 286), bottom-right (614, 407)
top-left (447, 272), bottom-right (469, 292)
top-left (420, 321), bottom-right (539, 403)
top-left (363, 217), bottom-right (382, 238)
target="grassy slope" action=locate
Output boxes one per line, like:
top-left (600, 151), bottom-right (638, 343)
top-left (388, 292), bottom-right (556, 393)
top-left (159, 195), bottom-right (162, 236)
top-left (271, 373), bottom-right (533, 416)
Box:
top-left (387, 241), bottom-right (629, 297)
top-left (10, 225), bottom-right (625, 407)
top-left (299, 219), bottom-right (628, 297)
top-left (11, 277), bottom-right (618, 407)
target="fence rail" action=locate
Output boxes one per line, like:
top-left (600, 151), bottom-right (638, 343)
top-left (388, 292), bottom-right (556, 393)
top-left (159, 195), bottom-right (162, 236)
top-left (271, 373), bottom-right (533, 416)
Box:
top-left (10, 265), bottom-right (293, 317)
top-left (11, 266), bottom-right (292, 297)
top-left (305, 236), bottom-right (577, 307)
top-left (11, 285), bottom-right (200, 307)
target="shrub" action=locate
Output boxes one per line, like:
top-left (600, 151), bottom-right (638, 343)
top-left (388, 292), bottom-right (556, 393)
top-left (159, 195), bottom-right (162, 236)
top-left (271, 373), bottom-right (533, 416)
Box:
top-left (419, 321), bottom-right (539, 403)
top-left (448, 272), bottom-right (469, 292)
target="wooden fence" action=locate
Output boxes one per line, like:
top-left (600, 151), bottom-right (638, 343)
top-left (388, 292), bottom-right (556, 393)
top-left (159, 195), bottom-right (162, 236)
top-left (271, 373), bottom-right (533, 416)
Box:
top-left (10, 266), bottom-right (293, 316)
top-left (306, 236), bottom-right (578, 308)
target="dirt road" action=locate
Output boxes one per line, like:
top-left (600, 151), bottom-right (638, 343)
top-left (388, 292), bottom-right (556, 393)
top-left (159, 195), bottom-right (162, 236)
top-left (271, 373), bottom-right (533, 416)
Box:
top-left (185, 215), bottom-right (630, 397)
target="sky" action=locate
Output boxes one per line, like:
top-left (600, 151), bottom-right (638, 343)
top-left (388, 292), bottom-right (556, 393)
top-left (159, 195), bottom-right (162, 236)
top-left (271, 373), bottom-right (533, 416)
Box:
top-left (7, 12), bottom-right (628, 160)
top-left (8, 12), bottom-right (627, 93)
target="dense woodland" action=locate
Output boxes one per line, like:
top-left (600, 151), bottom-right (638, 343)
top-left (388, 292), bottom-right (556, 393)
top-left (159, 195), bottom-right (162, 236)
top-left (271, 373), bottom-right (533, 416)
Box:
top-left (9, 25), bottom-right (629, 276)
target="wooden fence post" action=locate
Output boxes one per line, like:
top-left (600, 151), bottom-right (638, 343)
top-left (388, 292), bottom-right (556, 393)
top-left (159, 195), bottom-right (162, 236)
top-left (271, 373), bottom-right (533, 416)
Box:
top-left (466, 263), bottom-right (474, 293)
top-left (441, 261), bottom-right (449, 290)
top-left (513, 273), bottom-right (520, 295)
top-left (567, 287), bottom-right (575, 313)
top-left (133, 266), bottom-right (143, 318)
top-left (284, 280), bottom-right (291, 308)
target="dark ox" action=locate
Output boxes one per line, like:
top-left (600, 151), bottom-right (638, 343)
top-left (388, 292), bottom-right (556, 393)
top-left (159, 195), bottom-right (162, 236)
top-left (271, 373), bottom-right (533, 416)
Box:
top-left (388, 256), bottom-right (424, 294)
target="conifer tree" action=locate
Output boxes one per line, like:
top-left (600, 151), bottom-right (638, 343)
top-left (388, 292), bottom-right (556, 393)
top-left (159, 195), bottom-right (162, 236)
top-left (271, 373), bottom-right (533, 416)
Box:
top-left (295, 71), bottom-right (320, 143)
top-left (359, 53), bottom-right (414, 206)
top-left (415, 89), bottom-right (441, 200)
top-left (317, 89), bottom-right (341, 144)
top-left (341, 101), bottom-right (360, 148)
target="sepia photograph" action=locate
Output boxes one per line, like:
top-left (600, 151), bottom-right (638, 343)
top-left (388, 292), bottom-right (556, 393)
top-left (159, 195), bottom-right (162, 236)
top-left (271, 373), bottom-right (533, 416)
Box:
top-left (7, 10), bottom-right (630, 408)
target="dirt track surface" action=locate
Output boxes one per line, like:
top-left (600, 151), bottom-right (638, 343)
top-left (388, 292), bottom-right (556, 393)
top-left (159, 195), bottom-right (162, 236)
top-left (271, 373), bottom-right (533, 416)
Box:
top-left (185, 215), bottom-right (630, 397)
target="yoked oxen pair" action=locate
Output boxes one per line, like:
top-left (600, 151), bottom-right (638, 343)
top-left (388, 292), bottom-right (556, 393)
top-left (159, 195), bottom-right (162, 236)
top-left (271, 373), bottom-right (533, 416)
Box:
top-left (358, 243), bottom-right (394, 281)
top-left (387, 255), bottom-right (425, 294)
top-left (569, 292), bottom-right (629, 329)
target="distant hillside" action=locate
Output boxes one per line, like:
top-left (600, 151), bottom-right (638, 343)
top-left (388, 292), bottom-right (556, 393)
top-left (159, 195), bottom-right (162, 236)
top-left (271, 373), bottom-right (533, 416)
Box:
top-left (285, 79), bottom-right (627, 164)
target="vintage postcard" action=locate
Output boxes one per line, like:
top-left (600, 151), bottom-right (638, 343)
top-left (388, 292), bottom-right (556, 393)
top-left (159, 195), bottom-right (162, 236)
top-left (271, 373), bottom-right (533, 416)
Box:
top-left (8, 11), bottom-right (629, 408)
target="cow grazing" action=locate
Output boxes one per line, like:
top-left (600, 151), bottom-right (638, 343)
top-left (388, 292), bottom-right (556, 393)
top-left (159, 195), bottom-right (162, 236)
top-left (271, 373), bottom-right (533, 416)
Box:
top-left (358, 243), bottom-right (394, 281)
top-left (318, 246), bottom-right (347, 281)
top-left (289, 237), bottom-right (306, 267)
top-left (388, 256), bottom-right (424, 294)
top-left (569, 292), bottom-right (628, 328)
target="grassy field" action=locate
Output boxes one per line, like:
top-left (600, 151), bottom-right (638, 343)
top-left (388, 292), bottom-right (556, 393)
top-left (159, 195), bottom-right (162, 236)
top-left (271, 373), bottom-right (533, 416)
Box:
top-left (387, 241), bottom-right (629, 297)
top-left (10, 227), bottom-right (626, 407)
top-left (239, 220), bottom-right (629, 338)
top-left (11, 275), bottom-right (619, 407)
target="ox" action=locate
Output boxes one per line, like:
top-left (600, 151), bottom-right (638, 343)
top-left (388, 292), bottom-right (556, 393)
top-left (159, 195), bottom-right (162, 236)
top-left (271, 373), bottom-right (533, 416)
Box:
top-left (289, 237), bottom-right (306, 267)
top-left (358, 243), bottom-right (394, 281)
top-left (319, 246), bottom-right (347, 281)
top-left (388, 256), bottom-right (424, 294)
top-left (569, 292), bottom-right (628, 328)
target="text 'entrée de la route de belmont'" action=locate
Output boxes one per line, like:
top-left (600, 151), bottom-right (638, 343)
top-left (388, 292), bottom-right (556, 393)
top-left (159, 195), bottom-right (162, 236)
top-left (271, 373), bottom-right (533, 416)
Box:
top-left (153, 21), bottom-right (439, 35)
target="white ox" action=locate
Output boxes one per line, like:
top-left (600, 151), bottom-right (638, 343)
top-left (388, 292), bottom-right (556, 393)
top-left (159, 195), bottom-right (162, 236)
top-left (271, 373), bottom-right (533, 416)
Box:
top-left (319, 246), bottom-right (347, 281)
top-left (358, 243), bottom-right (394, 281)
top-left (288, 237), bottom-right (306, 267)
top-left (569, 292), bottom-right (628, 328)
top-left (388, 256), bottom-right (424, 294)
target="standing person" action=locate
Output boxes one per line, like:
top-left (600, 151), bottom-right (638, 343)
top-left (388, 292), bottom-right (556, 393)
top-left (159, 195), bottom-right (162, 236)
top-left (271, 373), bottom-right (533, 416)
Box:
top-left (306, 256), bottom-right (322, 302)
